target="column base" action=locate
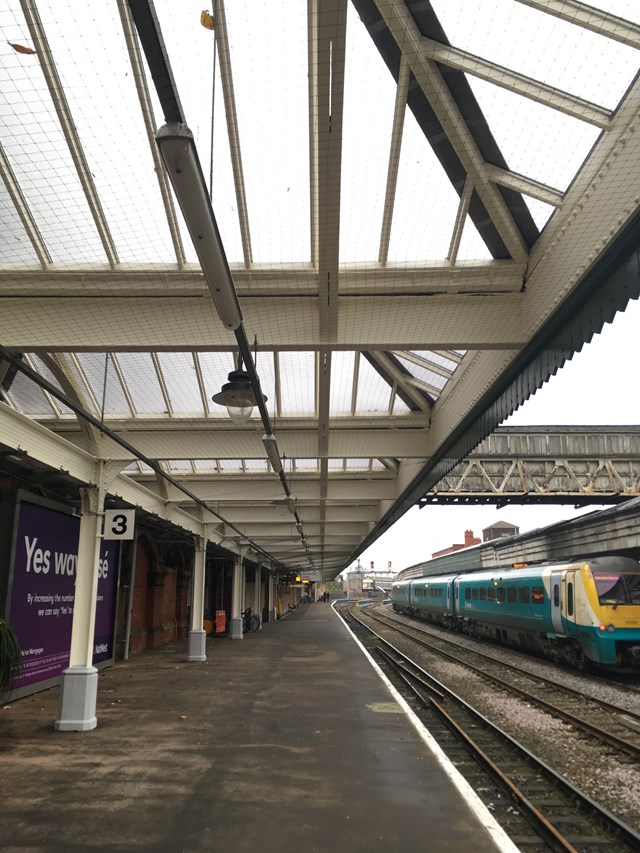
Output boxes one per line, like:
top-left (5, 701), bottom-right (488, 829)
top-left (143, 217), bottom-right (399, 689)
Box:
top-left (54, 665), bottom-right (98, 732)
top-left (187, 629), bottom-right (207, 661)
top-left (229, 617), bottom-right (243, 639)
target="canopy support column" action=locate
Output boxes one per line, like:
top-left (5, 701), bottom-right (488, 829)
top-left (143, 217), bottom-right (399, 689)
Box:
top-left (187, 537), bottom-right (207, 661)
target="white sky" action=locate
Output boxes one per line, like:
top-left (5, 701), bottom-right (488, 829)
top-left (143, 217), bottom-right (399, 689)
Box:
top-left (357, 296), bottom-right (640, 573)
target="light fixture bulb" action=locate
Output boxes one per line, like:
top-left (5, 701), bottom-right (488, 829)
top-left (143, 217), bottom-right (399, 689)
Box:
top-left (212, 369), bottom-right (266, 427)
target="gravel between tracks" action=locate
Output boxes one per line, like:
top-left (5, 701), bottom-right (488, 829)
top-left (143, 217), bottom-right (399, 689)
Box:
top-left (362, 606), bottom-right (640, 831)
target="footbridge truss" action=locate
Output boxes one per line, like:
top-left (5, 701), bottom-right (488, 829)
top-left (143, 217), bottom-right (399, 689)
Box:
top-left (419, 427), bottom-right (640, 507)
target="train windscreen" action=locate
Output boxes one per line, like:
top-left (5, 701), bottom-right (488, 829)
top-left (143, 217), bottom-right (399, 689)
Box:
top-left (592, 570), bottom-right (640, 606)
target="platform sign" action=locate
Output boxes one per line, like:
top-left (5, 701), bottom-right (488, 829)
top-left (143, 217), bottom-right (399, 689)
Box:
top-left (300, 571), bottom-right (321, 581)
top-left (6, 498), bottom-right (120, 693)
top-left (103, 509), bottom-right (135, 540)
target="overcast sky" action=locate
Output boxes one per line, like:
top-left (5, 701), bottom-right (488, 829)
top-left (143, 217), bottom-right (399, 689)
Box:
top-left (356, 297), bottom-right (640, 573)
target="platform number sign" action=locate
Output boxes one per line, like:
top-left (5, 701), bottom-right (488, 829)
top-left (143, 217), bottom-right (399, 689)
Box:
top-left (103, 509), bottom-right (135, 540)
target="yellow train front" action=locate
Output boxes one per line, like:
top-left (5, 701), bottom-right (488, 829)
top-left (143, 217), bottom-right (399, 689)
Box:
top-left (392, 556), bottom-right (640, 672)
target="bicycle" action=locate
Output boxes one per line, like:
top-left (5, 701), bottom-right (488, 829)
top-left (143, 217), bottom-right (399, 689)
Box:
top-left (241, 607), bottom-right (260, 633)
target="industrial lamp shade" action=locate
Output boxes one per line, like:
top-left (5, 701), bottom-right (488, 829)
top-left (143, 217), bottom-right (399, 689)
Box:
top-left (211, 370), bottom-right (266, 426)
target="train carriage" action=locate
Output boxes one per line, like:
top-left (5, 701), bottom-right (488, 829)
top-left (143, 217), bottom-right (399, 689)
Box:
top-left (390, 555), bottom-right (640, 671)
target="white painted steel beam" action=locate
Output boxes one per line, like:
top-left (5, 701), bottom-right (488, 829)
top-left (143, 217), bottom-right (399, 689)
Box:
top-left (422, 38), bottom-right (611, 129)
top-left (514, 0), bottom-right (640, 50)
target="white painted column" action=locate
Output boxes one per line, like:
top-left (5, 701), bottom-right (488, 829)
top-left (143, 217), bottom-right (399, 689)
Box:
top-left (187, 537), bottom-right (207, 661)
top-left (253, 565), bottom-right (262, 629)
top-left (55, 480), bottom-right (105, 731)
top-left (229, 554), bottom-right (243, 639)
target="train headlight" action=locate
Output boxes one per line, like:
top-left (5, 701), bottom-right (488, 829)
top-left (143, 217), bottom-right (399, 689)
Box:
top-left (599, 623), bottom-right (615, 632)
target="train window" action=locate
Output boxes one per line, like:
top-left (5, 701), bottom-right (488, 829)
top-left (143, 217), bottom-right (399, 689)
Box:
top-left (472, 588), bottom-right (478, 600)
top-left (479, 588), bottom-right (486, 600)
top-left (519, 587), bottom-right (529, 603)
top-left (488, 587), bottom-right (495, 601)
top-left (553, 585), bottom-right (560, 607)
top-left (497, 587), bottom-right (505, 603)
top-left (567, 582), bottom-right (574, 616)
top-left (465, 588), bottom-right (470, 600)
top-left (507, 587), bottom-right (517, 603)
top-left (532, 586), bottom-right (545, 604)
top-left (593, 570), bottom-right (640, 605)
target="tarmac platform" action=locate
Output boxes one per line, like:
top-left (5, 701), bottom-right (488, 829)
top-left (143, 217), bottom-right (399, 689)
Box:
top-left (0, 602), bottom-right (517, 852)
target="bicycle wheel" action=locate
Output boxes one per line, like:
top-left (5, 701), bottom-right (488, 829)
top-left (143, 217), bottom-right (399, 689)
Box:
top-left (249, 615), bottom-right (260, 632)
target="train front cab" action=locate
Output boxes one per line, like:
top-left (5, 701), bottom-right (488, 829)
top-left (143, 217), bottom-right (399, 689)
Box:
top-left (391, 580), bottom-right (412, 614)
top-left (562, 558), bottom-right (640, 670)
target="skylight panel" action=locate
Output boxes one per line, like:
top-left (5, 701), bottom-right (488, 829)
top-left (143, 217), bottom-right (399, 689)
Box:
top-left (0, 29), bottom-right (105, 263)
top-left (279, 352), bottom-right (315, 415)
top-left (36, 1), bottom-right (178, 264)
top-left (219, 459), bottom-right (243, 472)
top-left (76, 353), bottom-right (131, 416)
top-left (339, 2), bottom-right (397, 262)
top-left (4, 370), bottom-right (55, 416)
top-left (523, 197), bottom-right (556, 231)
top-left (328, 458), bottom-right (345, 471)
top-left (30, 355), bottom-right (74, 416)
top-left (116, 353), bottom-right (166, 415)
top-left (410, 351), bottom-right (458, 373)
top-left (395, 355), bottom-right (447, 392)
top-left (0, 180), bottom-right (38, 263)
top-left (345, 459), bottom-right (370, 470)
top-left (199, 352), bottom-right (237, 416)
top-left (430, 0), bottom-right (639, 110)
top-left (330, 352), bottom-right (355, 415)
top-left (391, 394), bottom-right (411, 415)
top-left (157, 352), bottom-right (204, 415)
top-left (387, 106), bottom-right (463, 262)
top-left (244, 459), bottom-right (269, 472)
top-left (466, 77), bottom-right (601, 191)
top-left (193, 459), bottom-right (218, 472)
top-left (166, 460), bottom-right (193, 472)
top-left (295, 459), bottom-right (318, 471)
top-left (356, 357), bottom-right (394, 414)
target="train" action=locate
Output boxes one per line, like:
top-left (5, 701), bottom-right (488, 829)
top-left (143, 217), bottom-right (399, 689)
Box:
top-left (391, 555), bottom-right (640, 672)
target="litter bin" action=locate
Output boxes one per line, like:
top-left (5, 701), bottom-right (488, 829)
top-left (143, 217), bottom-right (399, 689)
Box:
top-left (215, 610), bottom-right (227, 634)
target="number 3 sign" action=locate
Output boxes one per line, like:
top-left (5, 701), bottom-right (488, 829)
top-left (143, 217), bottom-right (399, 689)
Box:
top-left (103, 509), bottom-right (136, 540)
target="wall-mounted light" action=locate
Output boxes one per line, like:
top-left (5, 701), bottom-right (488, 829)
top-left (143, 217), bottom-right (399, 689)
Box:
top-left (262, 434), bottom-right (282, 474)
top-left (156, 122), bottom-right (242, 331)
top-left (211, 369), bottom-right (266, 426)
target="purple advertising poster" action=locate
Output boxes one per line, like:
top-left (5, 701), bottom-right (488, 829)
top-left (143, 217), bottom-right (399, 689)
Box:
top-left (8, 499), bottom-right (120, 692)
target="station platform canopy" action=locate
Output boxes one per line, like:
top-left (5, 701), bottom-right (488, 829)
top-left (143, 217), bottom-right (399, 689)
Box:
top-left (1, 0), bottom-right (639, 578)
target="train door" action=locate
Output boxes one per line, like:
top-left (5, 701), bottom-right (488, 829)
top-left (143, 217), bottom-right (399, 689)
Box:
top-left (561, 570), bottom-right (578, 628)
top-left (550, 571), bottom-right (564, 633)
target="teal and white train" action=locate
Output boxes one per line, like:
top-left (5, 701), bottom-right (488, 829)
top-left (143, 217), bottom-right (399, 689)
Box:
top-left (391, 556), bottom-right (640, 671)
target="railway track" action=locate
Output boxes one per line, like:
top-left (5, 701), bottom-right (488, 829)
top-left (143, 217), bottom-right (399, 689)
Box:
top-left (364, 605), bottom-right (640, 761)
top-left (340, 605), bottom-right (640, 853)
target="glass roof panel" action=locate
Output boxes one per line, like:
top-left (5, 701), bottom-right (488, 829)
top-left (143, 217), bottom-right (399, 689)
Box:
top-left (76, 353), bottom-right (131, 416)
top-left (466, 77), bottom-right (601, 191)
top-left (279, 353), bottom-right (315, 415)
top-left (346, 459), bottom-right (370, 470)
top-left (4, 370), bottom-right (54, 416)
top-left (254, 352), bottom-right (276, 419)
top-left (194, 459), bottom-right (218, 472)
top-left (356, 357), bottom-right (393, 414)
top-left (157, 352), bottom-right (204, 415)
top-left (340, 2), bottom-right (397, 262)
top-left (387, 105), bottom-right (462, 262)
top-left (30, 355), bottom-right (74, 416)
top-left (0, 11), bottom-right (105, 263)
top-left (36, 0), bottom-right (177, 264)
top-left (395, 355), bottom-right (448, 391)
top-left (430, 0), bottom-right (639, 109)
top-left (410, 351), bottom-right (458, 373)
top-left (456, 213), bottom-right (494, 261)
top-left (63, 357), bottom-right (99, 416)
top-left (328, 458), bottom-right (345, 471)
top-left (371, 459), bottom-right (385, 470)
top-left (295, 459), bottom-right (318, 471)
top-left (197, 353), bottom-right (235, 417)
top-left (524, 197), bottom-right (556, 232)
top-left (244, 459), bottom-right (268, 472)
top-left (166, 459), bottom-right (193, 471)
top-left (391, 395), bottom-right (412, 414)
top-left (116, 353), bottom-right (166, 415)
top-left (0, 180), bottom-right (38, 263)
top-left (330, 352), bottom-right (355, 415)
top-left (219, 459), bottom-right (243, 472)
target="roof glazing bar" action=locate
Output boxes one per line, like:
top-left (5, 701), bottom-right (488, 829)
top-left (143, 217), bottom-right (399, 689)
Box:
top-left (447, 174), bottom-right (473, 267)
top-left (0, 143), bottom-right (51, 268)
top-left (421, 37), bottom-right (612, 130)
top-left (379, 54), bottom-right (411, 265)
top-left (514, 0), bottom-right (640, 50)
top-left (214, 1), bottom-right (253, 266)
top-left (485, 166), bottom-right (564, 208)
top-left (20, 0), bottom-right (119, 269)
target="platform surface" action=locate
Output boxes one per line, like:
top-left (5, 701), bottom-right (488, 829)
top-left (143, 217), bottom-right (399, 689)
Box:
top-left (0, 603), bottom-right (514, 852)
